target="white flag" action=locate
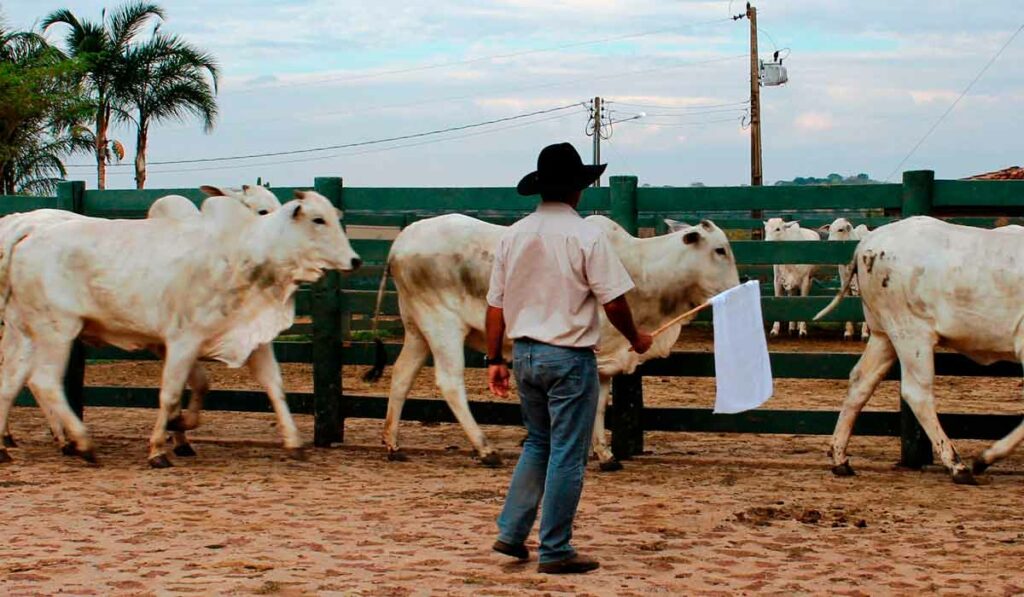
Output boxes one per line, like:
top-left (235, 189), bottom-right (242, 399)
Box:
top-left (709, 280), bottom-right (773, 414)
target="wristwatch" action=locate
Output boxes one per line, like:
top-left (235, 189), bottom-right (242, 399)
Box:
top-left (484, 355), bottom-right (506, 367)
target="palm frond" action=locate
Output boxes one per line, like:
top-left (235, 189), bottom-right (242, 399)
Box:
top-left (108, 1), bottom-right (165, 48)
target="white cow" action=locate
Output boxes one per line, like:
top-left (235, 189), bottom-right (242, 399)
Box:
top-left (0, 185), bottom-right (284, 457)
top-left (825, 217), bottom-right (870, 341)
top-left (764, 218), bottom-right (819, 337)
top-left (370, 214), bottom-right (738, 470)
top-left (816, 216), bottom-right (1024, 484)
top-left (0, 190), bottom-right (360, 467)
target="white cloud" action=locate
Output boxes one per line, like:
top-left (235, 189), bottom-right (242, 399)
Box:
top-left (794, 112), bottom-right (835, 132)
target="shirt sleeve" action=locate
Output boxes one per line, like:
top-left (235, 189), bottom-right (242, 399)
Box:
top-left (486, 235), bottom-right (507, 308)
top-left (585, 232), bottom-right (635, 304)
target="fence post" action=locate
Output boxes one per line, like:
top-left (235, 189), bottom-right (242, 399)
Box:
top-left (57, 181), bottom-right (87, 419)
top-left (898, 170), bottom-right (935, 468)
top-left (609, 175), bottom-right (644, 460)
top-left (312, 177), bottom-right (346, 447)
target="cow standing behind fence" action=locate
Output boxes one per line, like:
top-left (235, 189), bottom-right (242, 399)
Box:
top-left (824, 217), bottom-right (870, 341)
top-left (764, 218), bottom-right (819, 338)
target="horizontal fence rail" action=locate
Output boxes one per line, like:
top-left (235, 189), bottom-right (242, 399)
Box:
top-left (4, 171), bottom-right (1024, 469)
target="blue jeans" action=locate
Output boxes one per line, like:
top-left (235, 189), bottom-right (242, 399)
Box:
top-left (496, 339), bottom-right (599, 564)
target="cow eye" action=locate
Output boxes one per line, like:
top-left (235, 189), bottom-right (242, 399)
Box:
top-left (258, 209), bottom-right (269, 215)
top-left (715, 247), bottom-right (727, 256)
top-left (312, 217), bottom-right (326, 225)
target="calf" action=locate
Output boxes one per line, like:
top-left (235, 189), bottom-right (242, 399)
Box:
top-left (764, 218), bottom-right (819, 337)
top-left (816, 216), bottom-right (1024, 484)
top-left (825, 218), bottom-right (870, 341)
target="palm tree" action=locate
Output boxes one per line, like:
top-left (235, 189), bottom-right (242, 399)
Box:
top-left (120, 32), bottom-right (218, 189)
top-left (42, 2), bottom-right (164, 190)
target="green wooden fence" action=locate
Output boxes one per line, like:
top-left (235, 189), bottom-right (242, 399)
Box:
top-left (6, 170), bottom-right (1024, 468)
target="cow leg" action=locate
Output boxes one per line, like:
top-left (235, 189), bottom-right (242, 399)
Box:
top-left (26, 339), bottom-right (95, 463)
top-left (770, 266), bottom-right (782, 337)
top-left (797, 274), bottom-right (812, 338)
top-left (428, 327), bottom-right (500, 466)
top-left (973, 346), bottom-right (1024, 474)
top-left (382, 326), bottom-right (430, 461)
top-left (170, 365), bottom-right (210, 458)
top-left (844, 321), bottom-right (855, 341)
top-left (148, 343), bottom-right (199, 468)
top-left (246, 343), bottom-right (303, 458)
top-left (860, 322), bottom-right (870, 342)
top-left (892, 338), bottom-right (974, 484)
top-left (591, 377), bottom-right (620, 471)
top-left (0, 329), bottom-right (33, 463)
top-left (830, 333), bottom-right (896, 475)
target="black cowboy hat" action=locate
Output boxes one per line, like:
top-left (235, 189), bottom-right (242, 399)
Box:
top-left (517, 142), bottom-right (607, 196)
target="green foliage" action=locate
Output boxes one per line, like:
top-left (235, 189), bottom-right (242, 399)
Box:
top-left (0, 25), bottom-right (92, 195)
top-left (774, 173), bottom-right (882, 186)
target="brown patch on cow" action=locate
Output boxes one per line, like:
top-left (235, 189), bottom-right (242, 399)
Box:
top-left (861, 251), bottom-right (877, 274)
top-left (458, 264), bottom-right (488, 300)
top-left (881, 274), bottom-right (890, 288)
top-left (248, 262), bottom-right (277, 289)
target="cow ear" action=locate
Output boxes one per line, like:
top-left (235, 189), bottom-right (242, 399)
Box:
top-left (664, 218), bottom-right (688, 232)
top-left (700, 219), bottom-right (713, 230)
top-left (292, 204), bottom-right (303, 219)
top-left (817, 224), bottom-right (830, 232)
top-left (785, 221), bottom-right (800, 229)
top-left (200, 185), bottom-right (226, 197)
top-left (294, 190), bottom-right (308, 200)
top-left (682, 230), bottom-right (701, 245)
top-left (335, 207), bottom-right (344, 220)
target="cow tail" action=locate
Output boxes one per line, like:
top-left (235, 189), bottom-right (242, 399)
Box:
top-left (814, 253), bottom-right (858, 321)
top-left (362, 259), bottom-right (391, 383)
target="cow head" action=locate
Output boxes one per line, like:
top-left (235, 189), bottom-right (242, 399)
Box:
top-left (825, 217), bottom-right (855, 241)
top-left (201, 184), bottom-right (282, 216)
top-left (271, 190), bottom-right (362, 280)
top-left (664, 218), bottom-right (740, 298)
top-left (763, 217), bottom-right (799, 241)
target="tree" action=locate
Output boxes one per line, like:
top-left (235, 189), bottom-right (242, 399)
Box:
top-left (120, 31), bottom-right (217, 188)
top-left (42, 1), bottom-right (164, 190)
top-left (0, 25), bottom-right (91, 195)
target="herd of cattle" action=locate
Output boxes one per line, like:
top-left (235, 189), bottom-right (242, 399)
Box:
top-left (0, 190), bottom-right (1022, 485)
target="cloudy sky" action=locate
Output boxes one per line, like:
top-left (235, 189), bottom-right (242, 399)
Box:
top-left (5, 0), bottom-right (1023, 189)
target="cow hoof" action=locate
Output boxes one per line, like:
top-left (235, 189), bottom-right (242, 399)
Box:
top-left (2, 434), bottom-right (16, 448)
top-left (769, 330), bottom-right (779, 338)
top-left (861, 335), bottom-right (870, 343)
top-left (148, 454), bottom-right (174, 469)
top-left (61, 442), bottom-right (78, 457)
top-left (798, 330), bottom-right (808, 338)
top-left (0, 449), bottom-right (11, 464)
top-left (78, 449), bottom-right (98, 465)
top-left (387, 449), bottom-right (410, 462)
top-left (952, 468), bottom-right (978, 486)
top-left (971, 458), bottom-right (991, 475)
top-left (480, 452), bottom-right (503, 467)
top-left (843, 333), bottom-right (853, 341)
top-left (599, 459), bottom-right (624, 472)
top-left (285, 447), bottom-right (308, 461)
top-left (831, 462), bottom-right (855, 477)
top-left (166, 416), bottom-right (187, 433)
top-left (173, 444), bottom-right (198, 458)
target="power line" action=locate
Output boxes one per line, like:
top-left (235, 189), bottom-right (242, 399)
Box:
top-left (617, 115), bottom-right (743, 128)
top-left (68, 103), bottom-right (585, 168)
top-left (606, 99), bottom-right (748, 110)
top-left (224, 18), bottom-right (735, 95)
top-left (885, 23), bottom-right (1024, 182)
top-left (632, 107), bottom-right (750, 117)
top-left (102, 109), bottom-right (587, 177)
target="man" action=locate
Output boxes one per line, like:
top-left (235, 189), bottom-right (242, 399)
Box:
top-left (486, 142), bottom-right (653, 574)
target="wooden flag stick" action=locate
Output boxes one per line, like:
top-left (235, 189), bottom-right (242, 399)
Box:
top-left (651, 300), bottom-right (712, 338)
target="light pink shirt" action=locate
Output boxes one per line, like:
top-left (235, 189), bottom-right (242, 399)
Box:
top-left (487, 202), bottom-right (635, 348)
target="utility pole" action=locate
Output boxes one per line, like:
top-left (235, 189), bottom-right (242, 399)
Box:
top-left (747, 2), bottom-right (762, 187)
top-left (591, 96), bottom-right (602, 187)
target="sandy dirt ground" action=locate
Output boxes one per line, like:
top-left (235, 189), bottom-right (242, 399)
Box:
top-left (3, 333), bottom-right (1024, 596)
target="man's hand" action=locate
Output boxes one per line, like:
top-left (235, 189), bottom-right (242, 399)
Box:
top-left (488, 363), bottom-right (510, 397)
top-left (631, 331), bottom-right (653, 355)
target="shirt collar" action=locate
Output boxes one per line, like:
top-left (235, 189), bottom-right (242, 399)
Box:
top-left (535, 201), bottom-right (580, 216)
